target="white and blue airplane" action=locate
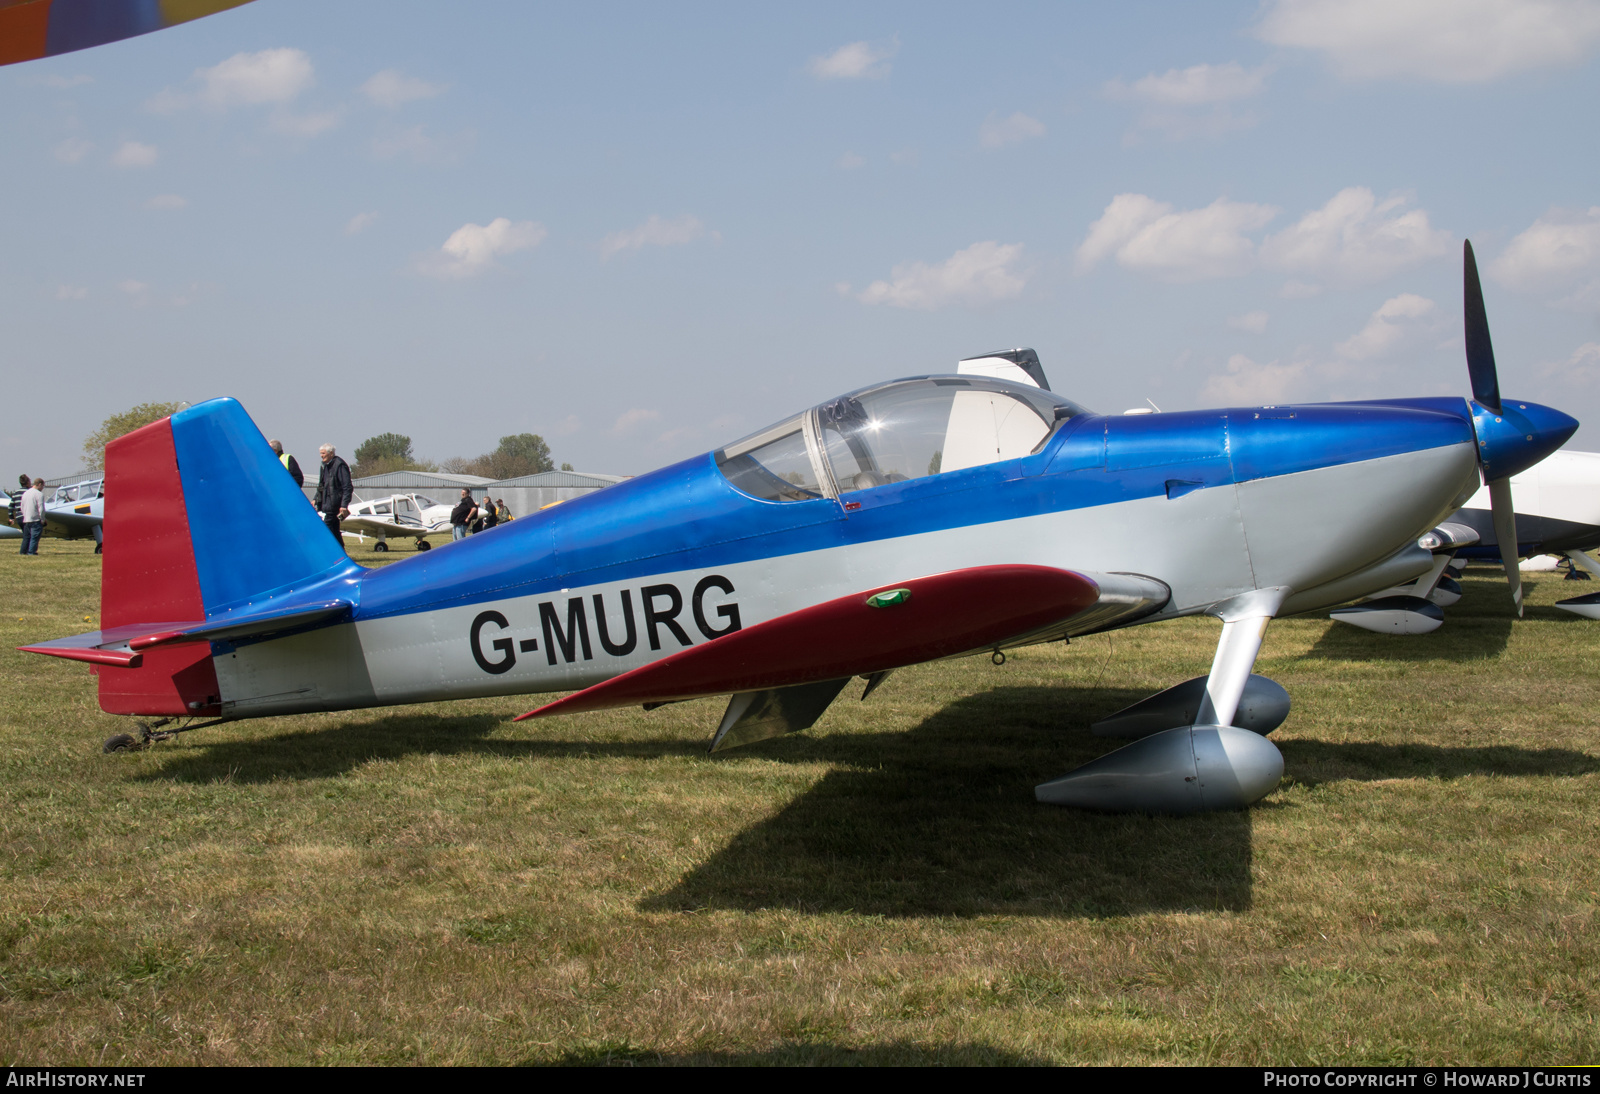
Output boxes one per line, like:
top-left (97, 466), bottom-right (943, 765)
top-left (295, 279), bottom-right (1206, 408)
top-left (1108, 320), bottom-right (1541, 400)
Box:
top-left (20, 243), bottom-right (1577, 814)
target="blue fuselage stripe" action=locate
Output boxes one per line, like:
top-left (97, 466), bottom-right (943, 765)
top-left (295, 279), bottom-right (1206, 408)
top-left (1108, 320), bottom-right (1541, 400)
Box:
top-left (350, 400), bottom-right (1476, 621)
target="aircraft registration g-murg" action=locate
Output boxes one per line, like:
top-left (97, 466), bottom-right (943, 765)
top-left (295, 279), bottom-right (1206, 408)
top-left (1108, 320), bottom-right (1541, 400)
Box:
top-left (21, 243), bottom-right (1578, 814)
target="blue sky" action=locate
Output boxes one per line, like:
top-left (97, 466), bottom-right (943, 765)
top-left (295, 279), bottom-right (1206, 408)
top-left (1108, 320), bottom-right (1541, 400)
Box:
top-left (4, 0), bottom-right (1599, 477)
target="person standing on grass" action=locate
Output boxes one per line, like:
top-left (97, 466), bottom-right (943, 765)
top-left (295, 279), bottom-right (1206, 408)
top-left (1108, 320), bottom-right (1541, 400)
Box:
top-left (8, 473), bottom-right (26, 529)
top-left (269, 439), bottom-right (304, 488)
top-left (450, 488), bottom-right (477, 541)
top-left (19, 477), bottom-right (46, 556)
top-left (481, 494), bottom-right (499, 532)
top-left (312, 444), bottom-right (352, 548)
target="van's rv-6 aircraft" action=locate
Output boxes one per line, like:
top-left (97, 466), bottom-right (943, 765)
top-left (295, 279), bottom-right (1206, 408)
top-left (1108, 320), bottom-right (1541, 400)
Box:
top-left (20, 244), bottom-right (1579, 814)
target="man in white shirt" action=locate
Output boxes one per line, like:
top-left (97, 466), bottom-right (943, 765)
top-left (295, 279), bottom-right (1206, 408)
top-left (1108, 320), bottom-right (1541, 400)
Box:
top-left (19, 477), bottom-right (45, 556)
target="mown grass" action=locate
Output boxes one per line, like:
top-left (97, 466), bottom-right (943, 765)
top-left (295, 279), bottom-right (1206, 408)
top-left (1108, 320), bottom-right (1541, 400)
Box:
top-left (1, 538), bottom-right (1596, 1065)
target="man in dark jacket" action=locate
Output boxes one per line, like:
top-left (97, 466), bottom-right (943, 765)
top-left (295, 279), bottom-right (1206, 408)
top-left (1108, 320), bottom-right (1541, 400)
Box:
top-left (313, 444), bottom-right (353, 547)
top-left (449, 488), bottom-right (477, 542)
top-left (269, 440), bottom-right (304, 487)
top-left (7, 474), bottom-right (25, 528)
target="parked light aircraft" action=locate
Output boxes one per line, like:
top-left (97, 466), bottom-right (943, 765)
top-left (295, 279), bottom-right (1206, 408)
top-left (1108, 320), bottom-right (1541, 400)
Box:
top-left (339, 494), bottom-right (454, 552)
top-left (20, 244), bottom-right (1578, 814)
top-left (1328, 450), bottom-right (1600, 631)
top-left (6, 477), bottom-right (107, 550)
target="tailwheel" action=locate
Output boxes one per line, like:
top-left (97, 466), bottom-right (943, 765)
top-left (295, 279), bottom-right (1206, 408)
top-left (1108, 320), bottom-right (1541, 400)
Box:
top-left (102, 733), bottom-right (138, 754)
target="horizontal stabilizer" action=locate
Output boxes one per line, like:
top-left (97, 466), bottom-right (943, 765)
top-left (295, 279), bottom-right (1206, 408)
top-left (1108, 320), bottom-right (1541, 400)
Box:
top-left (518, 564), bottom-right (1115, 720)
top-left (19, 599), bottom-right (353, 662)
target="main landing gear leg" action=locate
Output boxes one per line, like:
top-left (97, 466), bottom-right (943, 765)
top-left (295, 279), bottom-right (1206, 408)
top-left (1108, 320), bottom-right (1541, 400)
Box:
top-left (1036, 587), bottom-right (1289, 814)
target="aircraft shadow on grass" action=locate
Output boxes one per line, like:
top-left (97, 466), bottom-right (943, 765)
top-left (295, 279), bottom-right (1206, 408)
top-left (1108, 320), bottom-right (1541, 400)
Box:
top-left (135, 683), bottom-right (1597, 920)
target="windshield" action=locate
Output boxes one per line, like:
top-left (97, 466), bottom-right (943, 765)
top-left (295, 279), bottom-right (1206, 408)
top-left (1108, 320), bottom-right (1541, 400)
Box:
top-left (715, 414), bottom-right (823, 502)
top-left (716, 376), bottom-right (1086, 502)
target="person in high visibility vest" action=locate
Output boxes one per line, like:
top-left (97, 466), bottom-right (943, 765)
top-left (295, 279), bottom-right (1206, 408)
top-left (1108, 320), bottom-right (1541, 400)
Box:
top-left (269, 439), bottom-right (304, 487)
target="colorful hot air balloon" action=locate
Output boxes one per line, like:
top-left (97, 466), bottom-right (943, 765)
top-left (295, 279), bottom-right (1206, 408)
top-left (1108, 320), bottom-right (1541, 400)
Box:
top-left (0, 0), bottom-right (255, 68)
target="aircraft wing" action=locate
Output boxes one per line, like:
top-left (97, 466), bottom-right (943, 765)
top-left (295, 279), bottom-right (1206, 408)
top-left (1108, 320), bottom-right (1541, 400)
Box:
top-left (340, 515), bottom-right (429, 539)
top-left (517, 565), bottom-right (1168, 721)
top-left (44, 507), bottom-right (101, 534)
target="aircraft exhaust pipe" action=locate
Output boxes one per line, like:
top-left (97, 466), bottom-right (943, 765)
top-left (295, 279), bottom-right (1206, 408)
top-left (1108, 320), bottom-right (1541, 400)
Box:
top-left (1035, 724), bottom-right (1284, 814)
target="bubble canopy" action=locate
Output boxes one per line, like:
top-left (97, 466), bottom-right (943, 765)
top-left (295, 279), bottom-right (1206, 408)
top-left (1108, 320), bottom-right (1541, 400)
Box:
top-left (716, 376), bottom-right (1088, 503)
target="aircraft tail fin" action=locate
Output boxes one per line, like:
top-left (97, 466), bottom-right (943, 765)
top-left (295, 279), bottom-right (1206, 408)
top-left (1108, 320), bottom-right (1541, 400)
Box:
top-left (88, 398), bottom-right (361, 715)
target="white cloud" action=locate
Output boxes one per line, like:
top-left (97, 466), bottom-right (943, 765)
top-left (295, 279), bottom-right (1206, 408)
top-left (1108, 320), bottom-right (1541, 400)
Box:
top-left (344, 211), bottom-right (379, 235)
top-left (1279, 279), bottom-right (1322, 299)
top-left (1259, 188), bottom-right (1451, 285)
top-left (856, 241), bottom-right (1028, 310)
top-left (150, 48), bottom-right (314, 113)
top-left (553, 415), bottom-right (582, 436)
top-left (53, 138), bottom-right (92, 164)
top-left (198, 48), bottom-right (313, 107)
top-left (1335, 293), bottom-right (1436, 359)
top-left (979, 111), bottom-right (1046, 148)
top-left (361, 69), bottom-right (446, 108)
top-left (1202, 353), bottom-right (1307, 405)
top-left (836, 152), bottom-right (865, 170)
top-left (422, 218), bottom-right (547, 279)
top-left (808, 39), bottom-right (898, 80)
top-left (111, 141), bottom-right (157, 168)
top-left (1076, 194), bottom-right (1279, 282)
top-left (56, 285), bottom-right (88, 300)
top-left (1105, 62), bottom-right (1270, 105)
top-left (612, 408), bottom-right (662, 435)
top-left (1488, 208), bottom-right (1600, 308)
top-left (1106, 62), bottom-right (1268, 143)
top-left (118, 280), bottom-right (148, 296)
top-left (1229, 310), bottom-right (1270, 333)
top-left (1542, 342), bottom-right (1600, 383)
top-left (1255, 0), bottom-right (1600, 82)
top-left (145, 194), bottom-right (187, 210)
top-left (269, 108), bottom-right (342, 136)
top-left (600, 214), bottom-right (707, 259)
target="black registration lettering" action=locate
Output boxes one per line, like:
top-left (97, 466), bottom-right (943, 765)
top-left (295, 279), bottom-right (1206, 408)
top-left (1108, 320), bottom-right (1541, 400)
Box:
top-left (692, 575), bottom-right (741, 639)
top-left (641, 583), bottom-right (692, 651)
top-left (470, 610), bottom-right (515, 674)
top-left (539, 598), bottom-right (594, 665)
top-left (592, 590), bottom-right (638, 656)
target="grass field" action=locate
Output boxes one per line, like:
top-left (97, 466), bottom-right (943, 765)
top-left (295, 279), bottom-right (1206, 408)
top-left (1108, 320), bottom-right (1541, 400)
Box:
top-left (1, 538), bottom-right (1597, 1065)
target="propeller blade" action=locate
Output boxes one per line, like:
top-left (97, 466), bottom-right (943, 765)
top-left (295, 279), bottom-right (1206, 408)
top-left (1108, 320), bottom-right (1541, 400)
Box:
top-left (1488, 476), bottom-right (1522, 617)
top-left (1464, 240), bottom-right (1502, 413)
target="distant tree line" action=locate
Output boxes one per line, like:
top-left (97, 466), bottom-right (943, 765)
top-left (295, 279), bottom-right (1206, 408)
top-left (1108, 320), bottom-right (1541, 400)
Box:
top-left (79, 404), bottom-right (569, 481)
top-left (355, 432), bottom-right (557, 480)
